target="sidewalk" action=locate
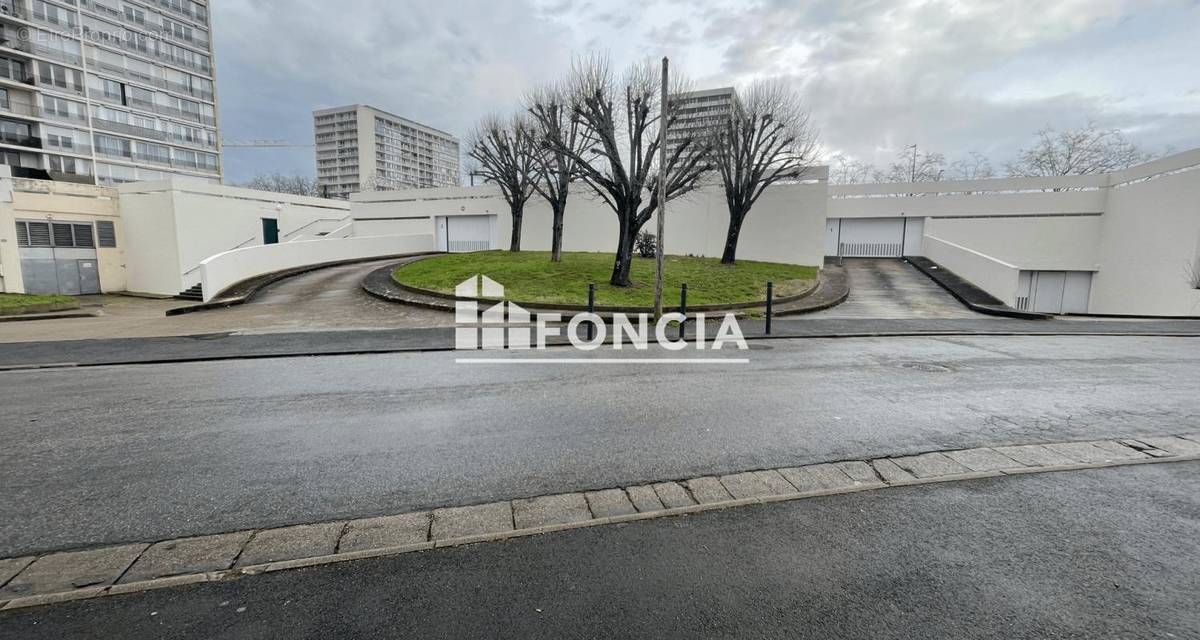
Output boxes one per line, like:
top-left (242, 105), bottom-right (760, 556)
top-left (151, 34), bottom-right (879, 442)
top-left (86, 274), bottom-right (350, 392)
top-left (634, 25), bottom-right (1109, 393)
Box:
top-left (2, 432), bottom-right (1196, 611)
top-left (2, 317), bottom-right (1200, 369)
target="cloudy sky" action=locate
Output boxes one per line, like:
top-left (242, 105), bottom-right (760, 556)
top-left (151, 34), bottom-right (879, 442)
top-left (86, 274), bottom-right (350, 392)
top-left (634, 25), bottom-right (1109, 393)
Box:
top-left (213, 0), bottom-right (1200, 184)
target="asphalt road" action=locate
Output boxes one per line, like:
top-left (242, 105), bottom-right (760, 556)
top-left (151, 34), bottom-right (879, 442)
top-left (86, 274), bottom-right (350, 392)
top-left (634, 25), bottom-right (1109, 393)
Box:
top-left (2, 463), bottom-right (1196, 639)
top-left (2, 335), bottom-right (1199, 558)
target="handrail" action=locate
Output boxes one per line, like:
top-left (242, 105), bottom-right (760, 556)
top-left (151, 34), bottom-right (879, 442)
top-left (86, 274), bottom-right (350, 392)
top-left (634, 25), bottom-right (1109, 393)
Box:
top-left (281, 216), bottom-right (349, 240)
top-left (181, 235), bottom-right (257, 278)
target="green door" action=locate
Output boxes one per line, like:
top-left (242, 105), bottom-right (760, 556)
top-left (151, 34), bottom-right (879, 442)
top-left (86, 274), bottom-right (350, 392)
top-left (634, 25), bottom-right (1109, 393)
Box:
top-left (262, 218), bottom-right (279, 245)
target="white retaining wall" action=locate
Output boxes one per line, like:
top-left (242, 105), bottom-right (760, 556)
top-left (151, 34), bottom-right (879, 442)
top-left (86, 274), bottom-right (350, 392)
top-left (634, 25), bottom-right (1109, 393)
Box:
top-left (199, 234), bottom-right (435, 301)
top-left (118, 178), bottom-right (352, 295)
top-left (352, 173), bottom-right (830, 268)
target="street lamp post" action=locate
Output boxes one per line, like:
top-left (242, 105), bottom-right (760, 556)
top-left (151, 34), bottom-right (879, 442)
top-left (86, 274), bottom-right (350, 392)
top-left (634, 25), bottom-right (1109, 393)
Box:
top-left (654, 57), bottom-right (669, 320)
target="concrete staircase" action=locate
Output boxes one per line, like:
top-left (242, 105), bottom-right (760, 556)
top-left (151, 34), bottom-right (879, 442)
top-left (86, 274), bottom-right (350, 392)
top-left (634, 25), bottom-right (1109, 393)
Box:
top-left (175, 283), bottom-right (204, 301)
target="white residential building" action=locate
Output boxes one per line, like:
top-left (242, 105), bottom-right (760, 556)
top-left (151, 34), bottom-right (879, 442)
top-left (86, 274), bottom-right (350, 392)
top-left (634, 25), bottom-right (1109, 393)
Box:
top-left (0, 0), bottom-right (222, 186)
top-left (313, 104), bottom-right (459, 200)
top-left (667, 86), bottom-right (739, 163)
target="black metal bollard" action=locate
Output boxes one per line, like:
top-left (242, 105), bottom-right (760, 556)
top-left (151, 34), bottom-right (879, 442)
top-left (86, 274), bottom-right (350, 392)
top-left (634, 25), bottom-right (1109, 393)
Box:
top-left (587, 284), bottom-right (596, 342)
top-left (679, 283), bottom-right (688, 340)
top-left (765, 281), bottom-right (774, 336)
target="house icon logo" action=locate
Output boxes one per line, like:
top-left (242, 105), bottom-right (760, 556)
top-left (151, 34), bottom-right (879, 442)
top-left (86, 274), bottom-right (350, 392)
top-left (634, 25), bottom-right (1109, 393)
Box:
top-left (455, 275), bottom-right (533, 350)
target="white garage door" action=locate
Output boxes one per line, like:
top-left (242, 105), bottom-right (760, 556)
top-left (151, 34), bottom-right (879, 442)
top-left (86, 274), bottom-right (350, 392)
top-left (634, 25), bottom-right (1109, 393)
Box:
top-left (828, 218), bottom-right (906, 257)
top-left (436, 215), bottom-right (496, 253)
top-left (1016, 271), bottom-right (1092, 314)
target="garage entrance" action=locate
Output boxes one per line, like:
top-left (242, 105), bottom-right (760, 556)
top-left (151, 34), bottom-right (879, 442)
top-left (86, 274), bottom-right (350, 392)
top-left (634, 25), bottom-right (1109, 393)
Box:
top-left (436, 215), bottom-right (497, 253)
top-left (825, 218), bottom-right (924, 257)
top-left (15, 220), bottom-right (101, 295)
top-left (1016, 271), bottom-right (1093, 314)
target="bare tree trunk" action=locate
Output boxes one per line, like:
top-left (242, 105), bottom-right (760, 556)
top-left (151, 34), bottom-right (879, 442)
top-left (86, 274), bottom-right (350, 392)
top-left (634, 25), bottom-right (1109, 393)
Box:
top-left (509, 202), bottom-right (523, 252)
top-left (721, 212), bottom-right (745, 264)
top-left (550, 201), bottom-right (565, 262)
top-left (609, 216), bottom-right (637, 287)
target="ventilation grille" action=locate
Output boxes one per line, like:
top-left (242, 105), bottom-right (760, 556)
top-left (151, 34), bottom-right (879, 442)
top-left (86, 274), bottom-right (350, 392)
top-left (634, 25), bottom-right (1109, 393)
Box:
top-left (448, 240), bottom-right (490, 253)
top-left (26, 221), bottom-right (51, 247)
top-left (96, 221), bottom-right (116, 248)
top-left (839, 242), bottom-right (903, 258)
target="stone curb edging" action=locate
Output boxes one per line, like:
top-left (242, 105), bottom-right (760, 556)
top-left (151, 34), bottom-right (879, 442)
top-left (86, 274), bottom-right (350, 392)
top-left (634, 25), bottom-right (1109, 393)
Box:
top-left (1, 433), bottom-right (1198, 611)
top-left (0, 302), bottom-right (82, 318)
top-left (166, 253), bottom-right (440, 317)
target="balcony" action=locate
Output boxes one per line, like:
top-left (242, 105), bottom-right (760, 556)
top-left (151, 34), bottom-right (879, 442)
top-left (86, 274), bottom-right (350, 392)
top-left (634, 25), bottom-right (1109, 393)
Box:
top-left (46, 142), bottom-right (92, 156)
top-left (8, 165), bottom-right (51, 179)
top-left (0, 100), bottom-right (38, 118)
top-left (92, 117), bottom-right (170, 142)
top-left (0, 133), bottom-right (41, 148)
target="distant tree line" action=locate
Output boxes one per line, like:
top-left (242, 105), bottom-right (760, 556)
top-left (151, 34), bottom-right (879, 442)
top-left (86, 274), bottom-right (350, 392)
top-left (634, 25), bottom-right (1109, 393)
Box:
top-left (829, 122), bottom-right (1158, 184)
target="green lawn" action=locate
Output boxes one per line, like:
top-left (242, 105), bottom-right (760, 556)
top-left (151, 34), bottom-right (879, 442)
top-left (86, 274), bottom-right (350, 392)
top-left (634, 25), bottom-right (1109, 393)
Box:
top-left (394, 251), bottom-right (818, 307)
top-left (0, 293), bottom-right (79, 315)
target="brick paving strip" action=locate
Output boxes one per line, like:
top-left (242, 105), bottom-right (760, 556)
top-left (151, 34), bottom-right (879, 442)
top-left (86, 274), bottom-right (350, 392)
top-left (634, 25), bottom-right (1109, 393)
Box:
top-left (2, 433), bottom-right (1199, 611)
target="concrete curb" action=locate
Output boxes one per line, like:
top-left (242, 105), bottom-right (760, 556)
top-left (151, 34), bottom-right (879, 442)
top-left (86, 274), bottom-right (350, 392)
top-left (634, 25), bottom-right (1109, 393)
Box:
top-left (906, 256), bottom-right (1050, 320)
top-left (4, 329), bottom-right (1200, 372)
top-left (2, 434), bottom-right (1198, 611)
top-left (166, 253), bottom-right (439, 317)
top-left (371, 258), bottom-right (821, 314)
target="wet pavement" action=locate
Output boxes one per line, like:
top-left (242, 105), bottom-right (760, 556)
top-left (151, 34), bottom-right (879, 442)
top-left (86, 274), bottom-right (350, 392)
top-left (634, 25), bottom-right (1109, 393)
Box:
top-left (807, 258), bottom-right (982, 319)
top-left (0, 260), bottom-right (453, 343)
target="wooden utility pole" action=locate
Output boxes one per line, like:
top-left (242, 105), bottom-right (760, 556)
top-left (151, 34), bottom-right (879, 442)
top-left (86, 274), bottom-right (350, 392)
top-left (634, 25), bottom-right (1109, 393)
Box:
top-left (654, 57), bottom-right (669, 319)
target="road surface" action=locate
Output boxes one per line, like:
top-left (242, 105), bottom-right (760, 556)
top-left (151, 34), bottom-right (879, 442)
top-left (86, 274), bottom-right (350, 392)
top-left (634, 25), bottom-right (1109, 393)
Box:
top-left (2, 335), bottom-right (1198, 557)
top-left (1, 462), bottom-right (1195, 639)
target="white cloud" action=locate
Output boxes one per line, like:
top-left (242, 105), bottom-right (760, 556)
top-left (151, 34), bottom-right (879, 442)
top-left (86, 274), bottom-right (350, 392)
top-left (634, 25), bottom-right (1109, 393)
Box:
top-left (213, 0), bottom-right (1200, 182)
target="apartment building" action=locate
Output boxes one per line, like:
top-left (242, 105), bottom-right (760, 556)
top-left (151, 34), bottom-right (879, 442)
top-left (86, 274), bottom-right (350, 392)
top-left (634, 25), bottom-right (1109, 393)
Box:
top-left (0, 0), bottom-right (221, 186)
top-left (666, 86), bottom-right (740, 163)
top-left (314, 104), bottom-right (459, 200)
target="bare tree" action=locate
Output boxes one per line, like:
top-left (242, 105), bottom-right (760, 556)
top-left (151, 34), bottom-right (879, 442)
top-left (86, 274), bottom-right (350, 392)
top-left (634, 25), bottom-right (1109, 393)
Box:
top-left (467, 114), bottom-right (538, 252)
top-left (885, 146), bottom-right (946, 182)
top-left (527, 83), bottom-right (591, 262)
top-left (1005, 123), bottom-right (1154, 177)
top-left (705, 80), bottom-right (818, 264)
top-left (244, 173), bottom-right (320, 196)
top-left (829, 154), bottom-right (880, 185)
top-left (950, 151), bottom-right (995, 180)
top-left (549, 55), bottom-right (709, 286)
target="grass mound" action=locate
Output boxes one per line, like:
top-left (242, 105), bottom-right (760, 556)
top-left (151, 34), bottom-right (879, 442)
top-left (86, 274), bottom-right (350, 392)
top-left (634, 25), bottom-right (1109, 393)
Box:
top-left (394, 251), bottom-right (817, 307)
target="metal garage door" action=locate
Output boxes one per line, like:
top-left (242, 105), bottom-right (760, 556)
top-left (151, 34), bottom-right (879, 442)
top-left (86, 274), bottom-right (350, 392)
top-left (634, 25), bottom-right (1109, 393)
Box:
top-left (436, 215), bottom-right (496, 253)
top-left (829, 218), bottom-right (907, 257)
top-left (15, 220), bottom-right (100, 295)
top-left (1016, 271), bottom-right (1092, 314)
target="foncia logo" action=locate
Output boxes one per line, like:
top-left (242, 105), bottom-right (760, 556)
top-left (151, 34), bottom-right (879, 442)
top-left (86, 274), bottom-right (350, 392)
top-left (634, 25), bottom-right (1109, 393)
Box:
top-left (454, 276), bottom-right (749, 364)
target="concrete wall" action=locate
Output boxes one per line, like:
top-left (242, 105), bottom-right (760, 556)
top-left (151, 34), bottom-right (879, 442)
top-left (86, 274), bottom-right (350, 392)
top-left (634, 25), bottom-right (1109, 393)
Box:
top-left (923, 216), bottom-right (1103, 272)
top-left (1090, 157), bottom-right (1200, 316)
top-left (830, 150), bottom-right (1200, 316)
top-left (922, 236), bottom-right (1022, 306)
top-left (353, 172), bottom-right (830, 267)
top-left (0, 172), bottom-right (126, 294)
top-left (200, 233), bottom-right (435, 301)
top-left (829, 174), bottom-right (1109, 219)
top-left (119, 178), bottom-right (352, 295)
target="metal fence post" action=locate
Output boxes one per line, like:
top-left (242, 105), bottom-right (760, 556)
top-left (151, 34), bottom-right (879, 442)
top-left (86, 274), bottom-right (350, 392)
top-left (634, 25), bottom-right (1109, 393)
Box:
top-left (587, 284), bottom-right (596, 342)
top-left (679, 283), bottom-right (688, 340)
top-left (766, 281), bottom-right (774, 336)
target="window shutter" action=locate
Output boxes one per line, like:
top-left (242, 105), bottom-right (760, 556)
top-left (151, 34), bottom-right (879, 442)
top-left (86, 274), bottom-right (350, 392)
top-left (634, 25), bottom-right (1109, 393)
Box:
top-left (15, 221), bottom-right (29, 247)
top-left (74, 223), bottom-right (94, 248)
top-left (96, 220), bottom-right (116, 247)
top-left (52, 222), bottom-right (75, 247)
top-left (27, 222), bottom-right (51, 246)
